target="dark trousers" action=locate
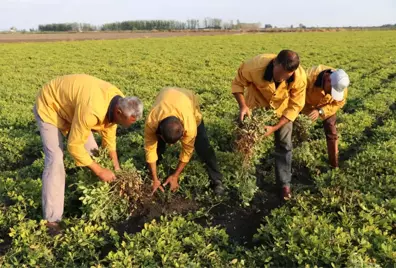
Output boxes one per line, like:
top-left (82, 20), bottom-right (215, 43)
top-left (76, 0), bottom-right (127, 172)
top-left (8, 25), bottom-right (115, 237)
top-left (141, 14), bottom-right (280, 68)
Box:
top-left (274, 121), bottom-right (293, 187)
top-left (157, 121), bottom-right (223, 184)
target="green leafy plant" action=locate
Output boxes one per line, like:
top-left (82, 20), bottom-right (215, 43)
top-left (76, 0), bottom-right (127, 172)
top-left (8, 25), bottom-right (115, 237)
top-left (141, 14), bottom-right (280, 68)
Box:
top-left (1, 30), bottom-right (396, 267)
top-left (104, 216), bottom-right (245, 268)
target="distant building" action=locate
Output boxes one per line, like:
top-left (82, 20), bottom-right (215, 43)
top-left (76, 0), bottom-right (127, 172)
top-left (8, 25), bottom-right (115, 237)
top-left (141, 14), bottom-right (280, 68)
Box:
top-left (239, 23), bottom-right (261, 31)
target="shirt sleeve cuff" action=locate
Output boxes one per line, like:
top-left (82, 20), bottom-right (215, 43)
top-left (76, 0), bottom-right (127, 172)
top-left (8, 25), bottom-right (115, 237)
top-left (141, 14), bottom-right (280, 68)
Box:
top-left (282, 110), bottom-right (298, 122)
top-left (146, 151), bottom-right (158, 163)
top-left (179, 153), bottom-right (192, 163)
top-left (75, 158), bottom-right (94, 167)
top-left (231, 85), bottom-right (244, 94)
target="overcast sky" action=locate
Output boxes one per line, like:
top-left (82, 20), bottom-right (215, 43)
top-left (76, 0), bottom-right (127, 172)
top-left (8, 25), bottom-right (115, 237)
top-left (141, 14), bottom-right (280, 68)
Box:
top-left (1, 0), bottom-right (395, 30)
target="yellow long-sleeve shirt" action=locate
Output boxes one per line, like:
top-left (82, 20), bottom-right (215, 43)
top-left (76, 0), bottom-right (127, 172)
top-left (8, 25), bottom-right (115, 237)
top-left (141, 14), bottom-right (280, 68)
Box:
top-left (231, 54), bottom-right (307, 122)
top-left (303, 65), bottom-right (348, 120)
top-left (144, 87), bottom-right (202, 164)
top-left (35, 74), bottom-right (124, 167)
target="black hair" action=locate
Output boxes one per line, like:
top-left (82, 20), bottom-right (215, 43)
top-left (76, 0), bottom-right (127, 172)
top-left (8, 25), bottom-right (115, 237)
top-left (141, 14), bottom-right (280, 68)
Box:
top-left (275, 50), bottom-right (300, 72)
top-left (158, 116), bottom-right (184, 144)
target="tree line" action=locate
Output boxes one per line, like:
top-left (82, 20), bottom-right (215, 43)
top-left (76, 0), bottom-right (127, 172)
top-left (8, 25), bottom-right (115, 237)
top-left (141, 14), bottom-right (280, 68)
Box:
top-left (38, 23), bottom-right (97, 32)
top-left (36, 18), bottom-right (261, 32)
top-left (20, 20), bottom-right (396, 33)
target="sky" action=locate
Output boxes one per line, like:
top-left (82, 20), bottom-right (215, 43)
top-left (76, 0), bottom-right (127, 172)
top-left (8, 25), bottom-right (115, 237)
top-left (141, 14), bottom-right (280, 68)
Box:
top-left (0, 0), bottom-right (395, 30)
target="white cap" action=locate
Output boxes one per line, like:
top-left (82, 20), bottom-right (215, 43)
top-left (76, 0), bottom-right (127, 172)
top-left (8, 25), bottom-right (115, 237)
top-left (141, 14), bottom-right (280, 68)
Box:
top-left (330, 69), bottom-right (350, 101)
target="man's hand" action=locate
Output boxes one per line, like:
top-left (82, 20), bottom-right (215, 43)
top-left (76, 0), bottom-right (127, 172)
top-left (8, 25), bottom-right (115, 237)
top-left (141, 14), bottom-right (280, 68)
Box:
top-left (163, 174), bottom-right (180, 192)
top-left (264, 125), bottom-right (277, 137)
top-left (239, 105), bottom-right (250, 122)
top-left (263, 116), bottom-right (291, 137)
top-left (234, 93), bottom-right (250, 122)
top-left (97, 168), bottom-right (116, 182)
top-left (151, 179), bottom-right (164, 195)
top-left (308, 109), bottom-right (320, 121)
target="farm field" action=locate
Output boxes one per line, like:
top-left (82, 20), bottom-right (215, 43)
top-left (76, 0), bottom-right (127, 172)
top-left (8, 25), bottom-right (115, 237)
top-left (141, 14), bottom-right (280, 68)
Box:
top-left (0, 31), bottom-right (395, 267)
top-left (0, 31), bottom-right (243, 43)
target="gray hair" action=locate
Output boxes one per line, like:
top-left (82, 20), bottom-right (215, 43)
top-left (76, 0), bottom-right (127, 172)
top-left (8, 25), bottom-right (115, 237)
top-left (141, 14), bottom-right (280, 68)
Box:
top-left (117, 96), bottom-right (144, 120)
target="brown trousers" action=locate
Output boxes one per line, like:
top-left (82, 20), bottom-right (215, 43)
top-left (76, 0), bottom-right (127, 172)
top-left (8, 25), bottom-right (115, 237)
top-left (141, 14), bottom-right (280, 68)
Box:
top-left (323, 114), bottom-right (338, 168)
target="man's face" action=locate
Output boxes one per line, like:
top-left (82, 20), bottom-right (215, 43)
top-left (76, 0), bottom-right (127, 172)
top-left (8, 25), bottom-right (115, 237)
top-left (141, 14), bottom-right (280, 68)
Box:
top-left (115, 110), bottom-right (136, 128)
top-left (273, 62), bottom-right (294, 83)
top-left (158, 134), bottom-right (177, 146)
top-left (323, 73), bottom-right (332, 93)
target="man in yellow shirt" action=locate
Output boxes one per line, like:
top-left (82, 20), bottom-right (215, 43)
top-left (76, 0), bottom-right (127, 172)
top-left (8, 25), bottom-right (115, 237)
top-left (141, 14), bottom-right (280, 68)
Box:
top-left (145, 87), bottom-right (224, 195)
top-left (34, 74), bottom-right (143, 231)
top-left (302, 66), bottom-right (350, 168)
top-left (231, 50), bottom-right (307, 200)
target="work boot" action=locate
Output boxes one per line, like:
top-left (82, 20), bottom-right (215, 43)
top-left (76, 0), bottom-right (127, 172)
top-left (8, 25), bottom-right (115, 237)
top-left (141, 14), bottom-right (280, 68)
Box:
top-left (45, 222), bottom-right (63, 236)
top-left (282, 186), bottom-right (292, 200)
top-left (211, 180), bottom-right (225, 196)
top-left (327, 139), bottom-right (339, 168)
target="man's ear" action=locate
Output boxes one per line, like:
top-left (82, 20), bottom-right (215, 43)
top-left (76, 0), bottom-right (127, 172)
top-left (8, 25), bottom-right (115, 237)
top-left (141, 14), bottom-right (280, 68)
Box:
top-left (116, 108), bottom-right (124, 117)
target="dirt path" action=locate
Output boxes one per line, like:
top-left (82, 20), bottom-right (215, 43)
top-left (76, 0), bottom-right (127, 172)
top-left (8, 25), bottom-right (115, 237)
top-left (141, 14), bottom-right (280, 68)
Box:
top-left (0, 31), bottom-right (248, 43)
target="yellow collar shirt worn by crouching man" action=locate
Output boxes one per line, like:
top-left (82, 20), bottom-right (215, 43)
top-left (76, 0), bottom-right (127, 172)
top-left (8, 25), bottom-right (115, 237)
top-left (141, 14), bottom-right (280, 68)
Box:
top-left (145, 87), bottom-right (224, 196)
top-left (231, 50), bottom-right (307, 200)
top-left (303, 65), bottom-right (349, 120)
top-left (302, 65), bottom-right (350, 168)
top-left (34, 74), bottom-right (143, 227)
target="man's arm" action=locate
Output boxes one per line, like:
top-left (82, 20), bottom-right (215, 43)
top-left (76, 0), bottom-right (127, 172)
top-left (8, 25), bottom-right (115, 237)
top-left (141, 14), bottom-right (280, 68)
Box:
top-left (231, 61), bottom-right (253, 121)
top-left (162, 130), bottom-right (196, 192)
top-left (320, 90), bottom-right (348, 120)
top-left (88, 161), bottom-right (116, 182)
top-left (67, 110), bottom-right (115, 182)
top-left (144, 122), bottom-right (163, 194)
top-left (282, 68), bottom-right (307, 122)
top-left (264, 70), bottom-right (307, 136)
top-left (101, 124), bottom-right (120, 170)
top-left (109, 151), bottom-right (120, 171)
top-left (233, 93), bottom-right (251, 122)
top-left (264, 116), bottom-right (290, 137)
top-left (147, 161), bottom-right (164, 194)
top-left (164, 134), bottom-right (197, 192)
top-left (163, 161), bottom-right (187, 192)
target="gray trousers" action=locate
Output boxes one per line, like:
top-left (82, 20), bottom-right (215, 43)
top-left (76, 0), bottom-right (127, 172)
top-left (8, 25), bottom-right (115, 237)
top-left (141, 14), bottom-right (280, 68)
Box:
top-left (33, 107), bottom-right (98, 222)
top-left (274, 121), bottom-right (293, 187)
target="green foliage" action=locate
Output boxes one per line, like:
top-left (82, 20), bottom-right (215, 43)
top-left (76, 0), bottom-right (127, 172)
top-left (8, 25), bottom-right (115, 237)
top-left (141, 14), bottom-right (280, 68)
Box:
top-left (230, 109), bottom-right (277, 205)
top-left (76, 174), bottom-right (130, 223)
top-left (0, 31), bottom-right (395, 267)
top-left (0, 129), bottom-right (41, 170)
top-left (293, 114), bottom-right (316, 145)
top-left (253, 187), bottom-right (395, 267)
top-left (104, 216), bottom-right (245, 268)
top-left (0, 177), bottom-right (42, 234)
top-left (2, 219), bottom-right (119, 267)
top-left (74, 150), bottom-right (145, 223)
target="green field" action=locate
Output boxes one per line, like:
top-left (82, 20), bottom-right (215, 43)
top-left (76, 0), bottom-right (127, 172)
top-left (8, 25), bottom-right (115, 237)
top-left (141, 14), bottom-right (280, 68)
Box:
top-left (0, 31), bottom-right (395, 267)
